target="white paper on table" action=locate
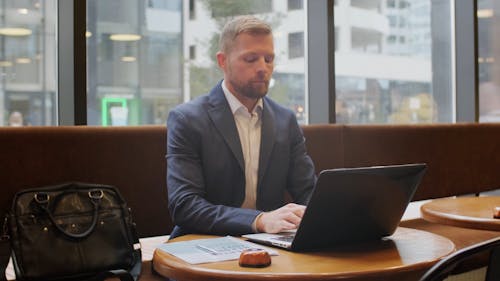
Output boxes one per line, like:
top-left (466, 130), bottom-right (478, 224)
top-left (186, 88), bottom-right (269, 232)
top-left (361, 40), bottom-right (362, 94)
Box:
top-left (156, 236), bottom-right (279, 264)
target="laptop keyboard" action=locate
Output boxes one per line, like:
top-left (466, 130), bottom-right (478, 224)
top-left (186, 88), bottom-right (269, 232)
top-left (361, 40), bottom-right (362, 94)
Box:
top-left (272, 234), bottom-right (295, 243)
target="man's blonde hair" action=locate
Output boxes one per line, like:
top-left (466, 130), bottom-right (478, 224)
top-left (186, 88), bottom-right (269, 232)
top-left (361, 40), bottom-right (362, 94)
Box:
top-left (219, 15), bottom-right (272, 53)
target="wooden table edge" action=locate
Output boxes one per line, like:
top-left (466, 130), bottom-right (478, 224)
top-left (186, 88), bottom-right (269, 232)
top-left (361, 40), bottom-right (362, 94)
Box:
top-left (153, 249), bottom-right (452, 281)
top-left (421, 198), bottom-right (500, 231)
top-left (152, 228), bottom-right (456, 281)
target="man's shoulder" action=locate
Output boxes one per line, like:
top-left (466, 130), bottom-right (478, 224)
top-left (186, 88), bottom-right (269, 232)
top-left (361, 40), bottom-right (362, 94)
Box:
top-left (171, 82), bottom-right (223, 117)
top-left (263, 96), bottom-right (295, 118)
top-left (172, 94), bottom-right (210, 115)
top-left (167, 94), bottom-right (212, 133)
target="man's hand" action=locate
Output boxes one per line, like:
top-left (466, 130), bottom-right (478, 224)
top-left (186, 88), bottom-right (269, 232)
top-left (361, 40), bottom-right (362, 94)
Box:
top-left (256, 203), bottom-right (306, 233)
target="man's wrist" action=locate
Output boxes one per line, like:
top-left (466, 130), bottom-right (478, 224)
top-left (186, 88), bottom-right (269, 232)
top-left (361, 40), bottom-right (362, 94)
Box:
top-left (252, 212), bottom-right (265, 233)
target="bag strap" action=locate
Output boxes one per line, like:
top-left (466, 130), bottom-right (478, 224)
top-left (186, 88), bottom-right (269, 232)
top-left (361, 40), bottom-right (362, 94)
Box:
top-left (0, 239), bottom-right (9, 281)
top-left (0, 216), bottom-right (10, 281)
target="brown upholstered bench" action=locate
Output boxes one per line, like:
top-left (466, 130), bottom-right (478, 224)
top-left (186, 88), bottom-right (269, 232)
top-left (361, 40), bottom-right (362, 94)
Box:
top-left (2, 123), bottom-right (500, 279)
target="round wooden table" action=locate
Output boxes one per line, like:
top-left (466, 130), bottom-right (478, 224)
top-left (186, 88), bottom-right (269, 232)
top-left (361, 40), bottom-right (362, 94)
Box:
top-left (153, 227), bottom-right (455, 281)
top-left (421, 196), bottom-right (500, 231)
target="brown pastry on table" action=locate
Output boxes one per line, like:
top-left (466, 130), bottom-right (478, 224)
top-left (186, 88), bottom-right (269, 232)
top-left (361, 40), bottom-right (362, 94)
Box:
top-left (238, 249), bottom-right (271, 268)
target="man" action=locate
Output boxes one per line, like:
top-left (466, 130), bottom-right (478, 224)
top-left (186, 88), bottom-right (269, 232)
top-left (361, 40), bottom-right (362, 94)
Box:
top-left (167, 16), bottom-right (316, 239)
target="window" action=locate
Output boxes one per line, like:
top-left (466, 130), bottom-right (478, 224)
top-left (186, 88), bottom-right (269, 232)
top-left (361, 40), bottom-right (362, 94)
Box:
top-left (209, 0), bottom-right (273, 18)
top-left (399, 0), bottom-right (409, 9)
top-left (288, 32), bottom-right (304, 59)
top-left (387, 35), bottom-right (397, 44)
top-left (399, 17), bottom-right (407, 28)
top-left (87, 0), bottom-right (307, 125)
top-left (5, 1), bottom-right (482, 126)
top-left (478, 0), bottom-right (500, 122)
top-left (334, 0), bottom-right (453, 124)
top-left (288, 0), bottom-right (303, 11)
top-left (189, 45), bottom-right (196, 60)
top-left (87, 0), bottom-right (181, 125)
top-left (0, 0), bottom-right (57, 126)
top-left (189, 0), bottom-right (196, 20)
top-left (388, 15), bottom-right (397, 27)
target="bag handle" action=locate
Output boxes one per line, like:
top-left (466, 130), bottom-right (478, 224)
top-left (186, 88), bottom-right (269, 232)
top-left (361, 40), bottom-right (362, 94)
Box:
top-left (35, 189), bottom-right (103, 239)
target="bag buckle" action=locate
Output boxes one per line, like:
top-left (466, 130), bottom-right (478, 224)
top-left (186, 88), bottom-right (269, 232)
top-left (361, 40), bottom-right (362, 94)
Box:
top-left (34, 192), bottom-right (50, 204)
top-left (88, 189), bottom-right (104, 200)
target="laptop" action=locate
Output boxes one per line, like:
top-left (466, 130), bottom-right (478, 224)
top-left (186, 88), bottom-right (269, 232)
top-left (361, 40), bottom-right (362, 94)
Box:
top-left (243, 163), bottom-right (427, 252)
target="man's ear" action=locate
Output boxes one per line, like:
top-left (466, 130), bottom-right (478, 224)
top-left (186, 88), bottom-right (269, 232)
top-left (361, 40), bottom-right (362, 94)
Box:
top-left (216, 51), bottom-right (226, 70)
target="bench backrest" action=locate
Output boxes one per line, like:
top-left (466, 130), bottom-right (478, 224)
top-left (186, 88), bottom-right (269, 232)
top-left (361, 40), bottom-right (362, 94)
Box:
top-left (2, 123), bottom-right (500, 237)
top-left (0, 126), bottom-right (169, 238)
top-left (304, 124), bottom-right (500, 200)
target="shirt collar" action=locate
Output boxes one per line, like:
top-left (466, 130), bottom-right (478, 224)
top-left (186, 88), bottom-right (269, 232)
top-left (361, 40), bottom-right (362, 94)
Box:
top-left (222, 79), bottom-right (263, 115)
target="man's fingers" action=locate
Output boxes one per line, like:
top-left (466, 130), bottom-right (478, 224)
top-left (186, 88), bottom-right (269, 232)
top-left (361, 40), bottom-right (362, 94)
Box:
top-left (277, 220), bottom-right (297, 232)
top-left (292, 207), bottom-right (305, 217)
top-left (284, 203), bottom-right (306, 218)
top-left (284, 212), bottom-right (302, 227)
top-left (258, 204), bottom-right (308, 233)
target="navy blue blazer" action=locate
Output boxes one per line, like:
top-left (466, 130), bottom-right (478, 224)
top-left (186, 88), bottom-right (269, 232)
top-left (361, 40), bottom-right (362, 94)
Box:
top-left (166, 81), bottom-right (316, 238)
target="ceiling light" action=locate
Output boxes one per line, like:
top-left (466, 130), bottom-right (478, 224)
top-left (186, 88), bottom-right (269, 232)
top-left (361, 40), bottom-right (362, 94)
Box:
top-left (121, 56), bottom-right (137, 62)
top-left (110, 33), bottom-right (141, 41)
top-left (477, 9), bottom-right (494, 18)
top-left (17, 8), bottom-right (29, 15)
top-left (109, 33), bottom-right (141, 41)
top-left (85, 31), bottom-right (92, 38)
top-left (0, 27), bottom-right (32, 36)
top-left (0, 61), bottom-right (13, 67)
top-left (16, 57), bottom-right (32, 64)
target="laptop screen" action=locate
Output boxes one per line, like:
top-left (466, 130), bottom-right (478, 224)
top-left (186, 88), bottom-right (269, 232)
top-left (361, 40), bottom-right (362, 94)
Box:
top-left (290, 163), bottom-right (427, 251)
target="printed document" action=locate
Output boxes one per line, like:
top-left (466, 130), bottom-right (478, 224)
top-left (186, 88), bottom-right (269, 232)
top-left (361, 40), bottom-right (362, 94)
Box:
top-left (156, 236), bottom-right (279, 264)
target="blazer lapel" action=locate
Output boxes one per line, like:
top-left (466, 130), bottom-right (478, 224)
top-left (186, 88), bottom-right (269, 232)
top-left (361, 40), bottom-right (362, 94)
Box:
top-left (207, 83), bottom-right (245, 172)
top-left (258, 98), bottom-right (276, 185)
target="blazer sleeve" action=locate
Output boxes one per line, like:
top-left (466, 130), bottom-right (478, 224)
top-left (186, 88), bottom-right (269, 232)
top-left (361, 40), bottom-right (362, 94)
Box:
top-left (286, 116), bottom-right (317, 205)
top-left (166, 109), bottom-right (260, 236)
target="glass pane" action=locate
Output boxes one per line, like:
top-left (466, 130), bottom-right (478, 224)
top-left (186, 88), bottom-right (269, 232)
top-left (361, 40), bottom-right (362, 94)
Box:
top-left (478, 0), bottom-right (500, 122)
top-left (0, 0), bottom-right (57, 126)
top-left (334, 0), bottom-right (453, 124)
top-left (86, 0), bottom-right (307, 126)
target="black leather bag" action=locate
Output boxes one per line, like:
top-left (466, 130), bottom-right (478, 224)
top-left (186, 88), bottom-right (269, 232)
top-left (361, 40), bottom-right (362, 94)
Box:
top-left (1, 182), bottom-right (141, 281)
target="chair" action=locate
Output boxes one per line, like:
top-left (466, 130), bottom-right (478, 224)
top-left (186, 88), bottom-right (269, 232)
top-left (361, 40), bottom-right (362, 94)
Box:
top-left (419, 236), bottom-right (500, 281)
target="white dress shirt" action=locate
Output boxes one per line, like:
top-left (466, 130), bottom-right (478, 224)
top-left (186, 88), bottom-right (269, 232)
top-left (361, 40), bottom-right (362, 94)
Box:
top-left (222, 80), bottom-right (263, 210)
